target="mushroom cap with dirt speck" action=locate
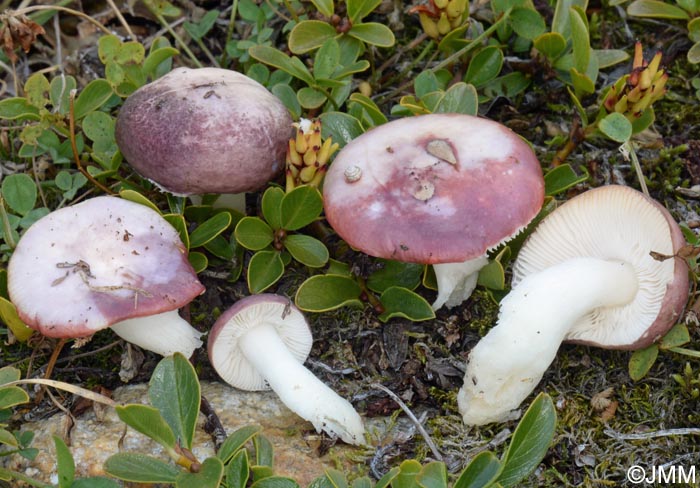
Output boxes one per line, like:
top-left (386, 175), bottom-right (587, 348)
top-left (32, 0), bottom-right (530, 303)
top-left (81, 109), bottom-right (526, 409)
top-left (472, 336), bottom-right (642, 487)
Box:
top-left (115, 67), bottom-right (293, 195)
top-left (512, 184), bottom-right (689, 349)
top-left (7, 196), bottom-right (205, 339)
top-left (208, 294), bottom-right (312, 391)
top-left (322, 113), bottom-right (545, 264)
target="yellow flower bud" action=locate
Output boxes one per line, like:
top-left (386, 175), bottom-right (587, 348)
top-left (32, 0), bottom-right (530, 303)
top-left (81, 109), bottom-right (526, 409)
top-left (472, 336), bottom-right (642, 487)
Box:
top-left (437, 12), bottom-right (451, 35)
top-left (419, 13), bottom-right (440, 39)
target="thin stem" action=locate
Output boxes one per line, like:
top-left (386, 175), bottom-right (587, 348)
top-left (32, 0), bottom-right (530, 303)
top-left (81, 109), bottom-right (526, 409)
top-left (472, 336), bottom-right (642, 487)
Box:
top-left (220, 0), bottom-right (239, 67)
top-left (68, 90), bottom-right (115, 195)
top-left (430, 10), bottom-right (512, 73)
top-left (0, 469), bottom-right (53, 488)
top-left (154, 12), bottom-right (203, 68)
top-left (195, 37), bottom-right (220, 67)
top-left (622, 141), bottom-right (649, 197)
top-left (104, 0), bottom-right (135, 39)
top-left (15, 6), bottom-right (113, 36)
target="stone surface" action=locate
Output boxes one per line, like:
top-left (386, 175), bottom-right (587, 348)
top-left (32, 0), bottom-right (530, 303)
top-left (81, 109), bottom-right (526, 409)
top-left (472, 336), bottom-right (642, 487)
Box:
top-left (4, 381), bottom-right (372, 486)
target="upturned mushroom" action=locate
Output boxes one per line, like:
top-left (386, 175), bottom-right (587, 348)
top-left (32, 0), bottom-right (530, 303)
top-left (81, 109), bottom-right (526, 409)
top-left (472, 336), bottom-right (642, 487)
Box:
top-left (322, 113), bottom-right (544, 310)
top-left (458, 185), bottom-right (689, 425)
top-left (115, 67), bottom-right (292, 195)
top-left (8, 196), bottom-right (205, 356)
top-left (208, 294), bottom-right (365, 445)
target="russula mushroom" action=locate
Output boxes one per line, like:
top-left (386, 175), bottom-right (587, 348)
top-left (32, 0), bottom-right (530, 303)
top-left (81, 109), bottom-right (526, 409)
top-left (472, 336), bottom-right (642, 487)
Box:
top-left (322, 113), bottom-right (544, 310)
top-left (208, 294), bottom-right (365, 445)
top-left (115, 67), bottom-right (292, 195)
top-left (458, 185), bottom-right (689, 425)
top-left (8, 196), bottom-right (205, 356)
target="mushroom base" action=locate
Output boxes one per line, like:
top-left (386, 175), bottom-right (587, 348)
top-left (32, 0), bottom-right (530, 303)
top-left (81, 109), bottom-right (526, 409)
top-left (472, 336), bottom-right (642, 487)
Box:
top-left (432, 255), bottom-right (489, 310)
top-left (110, 309), bottom-right (203, 357)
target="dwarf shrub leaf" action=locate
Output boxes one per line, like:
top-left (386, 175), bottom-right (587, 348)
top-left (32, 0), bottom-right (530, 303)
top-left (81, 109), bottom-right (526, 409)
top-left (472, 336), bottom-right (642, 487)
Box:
top-left (104, 453), bottom-right (180, 483)
top-left (53, 436), bottom-right (75, 488)
top-left (283, 234), bottom-right (329, 268)
top-left (115, 404), bottom-right (177, 449)
top-left (189, 212), bottom-right (232, 248)
top-left (348, 23), bottom-right (396, 48)
top-left (2, 174), bottom-right (36, 216)
top-left (599, 112), bottom-right (632, 143)
top-left (236, 217), bottom-right (274, 250)
top-left (378, 287), bottom-right (435, 322)
top-left (218, 425), bottom-right (262, 463)
top-left (295, 275), bottom-right (362, 312)
top-left (454, 451), bottom-right (501, 488)
top-left (629, 344), bottom-right (659, 381)
top-left (225, 450), bottom-right (251, 488)
top-left (248, 250), bottom-right (285, 293)
top-left (149, 353), bottom-right (200, 449)
top-left (176, 457), bottom-right (224, 487)
top-left (280, 186), bottom-right (323, 231)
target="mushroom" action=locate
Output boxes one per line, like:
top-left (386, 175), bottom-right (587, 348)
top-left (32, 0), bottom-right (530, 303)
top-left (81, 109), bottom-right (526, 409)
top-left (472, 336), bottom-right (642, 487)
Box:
top-left (8, 196), bottom-right (205, 357)
top-left (322, 113), bottom-right (544, 310)
top-left (207, 294), bottom-right (365, 445)
top-left (115, 67), bottom-right (293, 196)
top-left (458, 185), bottom-right (689, 425)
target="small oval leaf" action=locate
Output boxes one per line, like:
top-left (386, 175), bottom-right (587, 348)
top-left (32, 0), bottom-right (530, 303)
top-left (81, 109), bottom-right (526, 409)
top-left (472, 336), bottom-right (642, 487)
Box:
top-left (295, 275), bottom-right (362, 312)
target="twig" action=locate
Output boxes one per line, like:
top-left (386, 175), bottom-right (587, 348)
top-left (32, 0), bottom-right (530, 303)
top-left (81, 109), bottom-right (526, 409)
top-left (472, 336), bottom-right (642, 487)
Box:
top-left (104, 0), bottom-right (135, 39)
top-left (604, 427), bottom-right (700, 440)
top-left (201, 395), bottom-right (228, 450)
top-left (15, 6), bottom-right (113, 36)
top-left (372, 383), bottom-right (443, 461)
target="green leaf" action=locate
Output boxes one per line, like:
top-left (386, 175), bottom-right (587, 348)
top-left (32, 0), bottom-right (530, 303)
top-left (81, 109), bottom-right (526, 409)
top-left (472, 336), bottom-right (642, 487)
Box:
top-left (71, 478), bottom-right (121, 488)
top-left (183, 10), bottom-right (220, 40)
top-left (287, 21), bottom-right (338, 54)
top-left (627, 0), bottom-right (690, 18)
top-left (24, 73), bottom-right (50, 108)
top-left (454, 451), bottom-right (502, 488)
top-left (0, 386), bottom-right (29, 410)
top-left (143, 46), bottom-right (180, 78)
top-left (352, 477), bottom-right (373, 488)
top-left (283, 234), bottom-right (329, 268)
top-left (414, 71), bottom-right (441, 98)
top-left (235, 217), bottom-right (275, 250)
top-left (254, 434), bottom-right (274, 467)
top-left (310, 0), bottom-right (334, 17)
top-left (53, 436), bottom-right (75, 488)
top-left (249, 46), bottom-right (314, 84)
top-left (325, 468), bottom-right (349, 488)
top-left (190, 212), bottom-right (232, 248)
top-left (629, 344), bottom-right (659, 381)
top-left (247, 250), bottom-right (285, 293)
top-left (434, 82), bottom-right (478, 115)
top-left (598, 112), bottom-right (632, 143)
top-left (225, 450), bottom-right (250, 488)
top-left (631, 107), bottom-right (656, 134)
top-left (348, 93), bottom-right (388, 127)
top-left (119, 190), bottom-right (161, 213)
top-left (543, 164), bottom-right (589, 195)
top-left (2, 174), bottom-right (36, 216)
top-left (551, 0), bottom-right (588, 38)
top-left (594, 49), bottom-right (629, 68)
top-left (367, 260), bottom-right (423, 293)
top-left (149, 353), bottom-right (201, 450)
top-left (280, 186), bottom-right (323, 230)
top-left (378, 287), bottom-right (436, 322)
top-left (465, 47), bottom-right (504, 87)
top-left (104, 453), bottom-right (180, 483)
top-left (569, 7), bottom-right (590, 73)
top-left (176, 457), bottom-right (224, 487)
top-left (0, 98), bottom-right (41, 121)
top-left (417, 462), bottom-right (447, 488)
top-left (115, 404), bottom-right (177, 449)
top-left (315, 39), bottom-right (341, 80)
top-left (319, 112), bottom-right (364, 147)
top-left (394, 460), bottom-right (422, 488)
top-left (688, 40), bottom-right (700, 63)
top-left (73, 79), bottom-right (113, 120)
top-left (0, 366), bottom-right (21, 385)
top-left (82, 111), bottom-right (115, 142)
top-left (251, 476), bottom-right (301, 488)
top-left (347, 0), bottom-right (382, 22)
top-left (477, 259), bottom-right (506, 290)
top-left (569, 68), bottom-right (595, 96)
top-left (295, 275), bottom-right (362, 312)
top-left (659, 323), bottom-right (690, 349)
top-left (497, 393), bottom-right (556, 487)
top-left (0, 296), bottom-right (33, 342)
top-left (348, 23), bottom-right (395, 48)
top-left (218, 425), bottom-right (261, 463)
top-left (509, 7), bottom-right (546, 40)
top-left (272, 84), bottom-right (302, 119)
top-left (375, 467), bottom-right (400, 488)
top-left (533, 32), bottom-right (567, 60)
top-left (297, 87), bottom-right (328, 109)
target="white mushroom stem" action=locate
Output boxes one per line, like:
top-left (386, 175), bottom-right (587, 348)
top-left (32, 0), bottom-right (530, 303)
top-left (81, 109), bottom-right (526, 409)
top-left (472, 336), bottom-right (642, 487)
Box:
top-left (110, 310), bottom-right (203, 357)
top-left (238, 323), bottom-right (365, 445)
top-left (458, 257), bottom-right (639, 426)
top-left (432, 255), bottom-right (489, 310)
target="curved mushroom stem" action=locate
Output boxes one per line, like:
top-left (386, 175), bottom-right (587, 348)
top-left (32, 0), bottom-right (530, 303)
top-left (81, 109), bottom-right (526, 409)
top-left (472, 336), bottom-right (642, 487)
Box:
top-left (432, 255), bottom-right (489, 310)
top-left (458, 257), bottom-right (639, 425)
top-left (110, 310), bottom-right (203, 357)
top-left (238, 323), bottom-right (365, 445)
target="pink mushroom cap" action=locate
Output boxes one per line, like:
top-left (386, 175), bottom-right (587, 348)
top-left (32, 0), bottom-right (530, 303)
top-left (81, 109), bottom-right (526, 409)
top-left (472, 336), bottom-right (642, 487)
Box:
top-left (8, 196), bottom-right (205, 339)
top-left (322, 113), bottom-right (545, 264)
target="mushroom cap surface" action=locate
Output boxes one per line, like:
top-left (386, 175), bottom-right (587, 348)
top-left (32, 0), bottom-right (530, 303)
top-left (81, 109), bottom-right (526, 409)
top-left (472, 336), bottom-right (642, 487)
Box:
top-left (8, 196), bottom-right (205, 338)
top-left (322, 114), bottom-right (544, 264)
top-left (115, 67), bottom-right (293, 195)
top-left (512, 185), bottom-right (688, 349)
top-left (208, 294), bottom-right (313, 391)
